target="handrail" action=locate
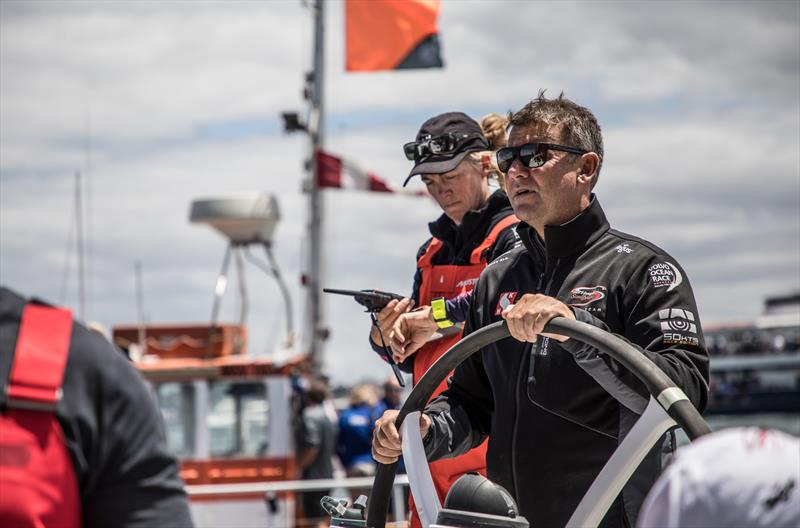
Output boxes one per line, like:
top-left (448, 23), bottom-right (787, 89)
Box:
top-left (186, 474), bottom-right (409, 497)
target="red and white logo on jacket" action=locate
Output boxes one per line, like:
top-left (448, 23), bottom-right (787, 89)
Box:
top-left (495, 291), bottom-right (518, 315)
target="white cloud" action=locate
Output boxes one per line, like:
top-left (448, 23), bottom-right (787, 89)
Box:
top-left (1, 1), bottom-right (306, 142)
top-left (1, 0), bottom-right (798, 384)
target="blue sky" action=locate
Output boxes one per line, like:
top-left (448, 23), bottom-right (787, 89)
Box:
top-left (1, 0), bottom-right (798, 384)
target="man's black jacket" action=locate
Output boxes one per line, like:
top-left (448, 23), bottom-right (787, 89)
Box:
top-left (424, 197), bottom-right (709, 528)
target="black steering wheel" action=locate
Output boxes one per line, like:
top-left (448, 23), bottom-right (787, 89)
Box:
top-left (365, 317), bottom-right (711, 528)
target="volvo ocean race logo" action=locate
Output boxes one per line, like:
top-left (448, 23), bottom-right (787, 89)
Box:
top-left (568, 285), bottom-right (607, 307)
top-left (648, 262), bottom-right (683, 291)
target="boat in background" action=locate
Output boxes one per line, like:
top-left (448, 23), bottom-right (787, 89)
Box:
top-left (701, 292), bottom-right (800, 438)
top-left (112, 191), bottom-right (313, 527)
top-left (113, 323), bottom-right (308, 527)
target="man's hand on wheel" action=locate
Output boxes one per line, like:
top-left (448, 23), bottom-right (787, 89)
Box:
top-left (502, 293), bottom-right (574, 343)
top-left (372, 409), bottom-right (431, 464)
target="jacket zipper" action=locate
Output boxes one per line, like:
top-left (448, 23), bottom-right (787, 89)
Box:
top-left (512, 345), bottom-right (523, 500)
top-left (544, 258), bottom-right (560, 295)
top-left (525, 257), bottom-right (618, 440)
top-left (526, 271), bottom-right (546, 386)
top-left (518, 258), bottom-right (561, 495)
top-left (512, 258), bottom-right (544, 502)
top-left (527, 258), bottom-right (560, 386)
top-left (514, 258), bottom-right (560, 499)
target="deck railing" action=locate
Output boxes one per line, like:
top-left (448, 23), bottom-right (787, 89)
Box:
top-left (187, 474), bottom-right (410, 524)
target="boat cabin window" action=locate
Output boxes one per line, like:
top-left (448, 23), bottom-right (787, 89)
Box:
top-left (207, 380), bottom-right (270, 458)
top-left (154, 382), bottom-right (197, 458)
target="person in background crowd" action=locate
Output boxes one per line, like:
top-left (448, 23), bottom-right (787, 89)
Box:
top-left (337, 384), bottom-right (379, 501)
top-left (296, 378), bottom-right (337, 528)
top-left (371, 376), bottom-right (403, 420)
top-left (337, 384), bottom-right (379, 477)
top-left (371, 376), bottom-right (406, 476)
top-left (638, 427), bottom-right (799, 528)
top-left (0, 286), bottom-right (193, 527)
top-left (315, 373), bottom-right (340, 425)
top-left (374, 92), bottom-right (709, 527)
top-left (367, 111), bottom-right (519, 528)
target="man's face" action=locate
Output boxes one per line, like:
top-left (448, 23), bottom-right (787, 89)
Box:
top-left (421, 159), bottom-right (487, 225)
top-left (505, 124), bottom-right (587, 232)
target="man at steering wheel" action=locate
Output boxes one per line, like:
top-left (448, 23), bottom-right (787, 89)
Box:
top-left (373, 92), bottom-right (709, 528)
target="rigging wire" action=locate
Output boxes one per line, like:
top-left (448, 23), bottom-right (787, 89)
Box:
top-left (84, 108), bottom-right (93, 321)
top-left (58, 184), bottom-right (77, 305)
top-left (75, 170), bottom-right (85, 320)
top-left (243, 244), bottom-right (295, 346)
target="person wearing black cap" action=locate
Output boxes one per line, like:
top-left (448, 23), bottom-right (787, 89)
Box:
top-left (373, 92), bottom-right (709, 528)
top-left (368, 111), bottom-right (519, 528)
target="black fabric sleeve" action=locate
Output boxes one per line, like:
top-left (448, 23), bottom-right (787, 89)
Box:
top-left (410, 245), bottom-right (424, 306)
top-left (0, 288), bottom-right (193, 528)
top-left (65, 326), bottom-right (194, 528)
top-left (561, 256), bottom-right (709, 414)
top-left (487, 222), bottom-right (520, 262)
top-left (444, 292), bottom-right (471, 323)
top-left (422, 282), bottom-right (494, 461)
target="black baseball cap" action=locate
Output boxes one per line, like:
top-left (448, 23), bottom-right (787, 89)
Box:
top-left (403, 112), bottom-right (489, 186)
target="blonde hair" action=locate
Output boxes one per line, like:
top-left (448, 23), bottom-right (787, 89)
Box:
top-left (469, 112), bottom-right (509, 191)
top-left (349, 384), bottom-right (378, 407)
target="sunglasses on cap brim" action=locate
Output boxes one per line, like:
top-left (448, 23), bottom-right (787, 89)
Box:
top-left (403, 133), bottom-right (481, 163)
top-left (496, 142), bottom-right (588, 173)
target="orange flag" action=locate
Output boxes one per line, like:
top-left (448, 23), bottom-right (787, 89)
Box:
top-left (345, 0), bottom-right (444, 72)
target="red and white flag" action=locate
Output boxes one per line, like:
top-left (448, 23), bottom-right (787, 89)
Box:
top-left (316, 149), bottom-right (425, 196)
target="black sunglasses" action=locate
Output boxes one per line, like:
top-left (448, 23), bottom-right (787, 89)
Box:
top-left (403, 133), bottom-right (479, 162)
top-left (496, 142), bottom-right (588, 173)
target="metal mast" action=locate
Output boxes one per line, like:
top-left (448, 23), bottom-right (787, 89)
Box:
top-left (306, 0), bottom-right (326, 374)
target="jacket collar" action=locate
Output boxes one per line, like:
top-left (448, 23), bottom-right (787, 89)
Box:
top-left (519, 194), bottom-right (610, 259)
top-left (428, 189), bottom-right (510, 242)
